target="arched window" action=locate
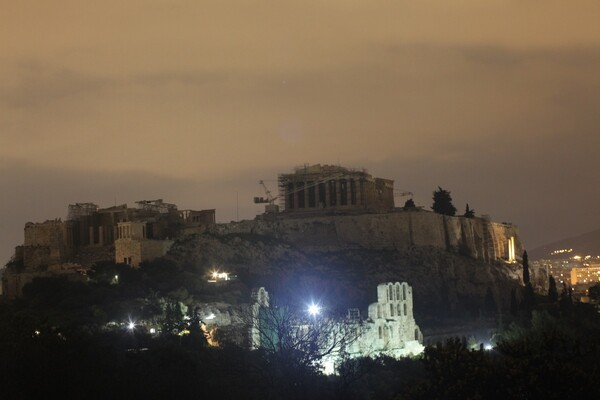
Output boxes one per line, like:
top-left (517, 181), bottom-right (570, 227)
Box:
top-left (377, 305), bottom-right (381, 319)
top-left (388, 284), bottom-right (393, 300)
top-left (403, 284), bottom-right (407, 300)
top-left (415, 328), bottom-right (419, 341)
top-left (404, 303), bottom-right (407, 316)
top-left (390, 304), bottom-right (394, 316)
top-left (378, 326), bottom-right (383, 339)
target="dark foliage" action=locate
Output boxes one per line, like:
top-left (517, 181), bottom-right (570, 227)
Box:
top-left (403, 198), bottom-right (416, 209)
top-left (3, 255), bottom-right (600, 399)
top-left (431, 187), bottom-right (457, 216)
top-left (463, 203), bottom-right (475, 218)
top-left (548, 275), bottom-right (559, 303)
top-left (588, 283), bottom-right (600, 301)
top-left (522, 250), bottom-right (530, 285)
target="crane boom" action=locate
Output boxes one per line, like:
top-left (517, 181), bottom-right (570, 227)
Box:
top-left (254, 180), bottom-right (279, 205)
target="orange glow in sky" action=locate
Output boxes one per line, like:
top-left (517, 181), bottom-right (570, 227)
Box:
top-left (1, 1), bottom-right (599, 263)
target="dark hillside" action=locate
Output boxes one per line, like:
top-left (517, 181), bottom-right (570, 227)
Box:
top-left (167, 229), bottom-right (540, 329)
top-left (529, 228), bottom-right (600, 260)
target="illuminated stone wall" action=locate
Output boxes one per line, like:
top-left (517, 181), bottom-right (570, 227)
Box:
top-left (312, 282), bottom-right (425, 374)
top-left (346, 282), bottom-right (423, 360)
top-left (212, 210), bottom-right (523, 264)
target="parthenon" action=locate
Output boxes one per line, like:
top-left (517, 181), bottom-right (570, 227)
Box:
top-left (277, 164), bottom-right (395, 213)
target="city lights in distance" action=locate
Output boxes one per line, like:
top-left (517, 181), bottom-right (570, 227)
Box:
top-left (551, 249), bottom-right (572, 255)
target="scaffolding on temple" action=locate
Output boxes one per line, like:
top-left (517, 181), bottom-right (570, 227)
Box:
top-left (67, 203), bottom-right (99, 221)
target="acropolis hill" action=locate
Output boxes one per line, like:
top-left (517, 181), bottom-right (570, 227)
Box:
top-left (3, 164), bottom-right (541, 317)
top-left (237, 164), bottom-right (522, 264)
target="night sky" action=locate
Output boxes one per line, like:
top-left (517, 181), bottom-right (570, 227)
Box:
top-left (1, 1), bottom-right (599, 265)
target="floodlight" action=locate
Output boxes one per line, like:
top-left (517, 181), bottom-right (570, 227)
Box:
top-left (308, 303), bottom-right (321, 316)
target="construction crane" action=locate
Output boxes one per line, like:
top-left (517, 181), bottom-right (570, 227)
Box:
top-left (394, 191), bottom-right (413, 198)
top-left (254, 180), bottom-right (278, 205)
top-left (254, 180), bottom-right (280, 214)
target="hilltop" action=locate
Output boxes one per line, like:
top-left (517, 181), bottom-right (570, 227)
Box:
top-left (529, 228), bottom-right (600, 260)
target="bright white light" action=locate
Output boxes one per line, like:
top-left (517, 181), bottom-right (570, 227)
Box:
top-left (127, 321), bottom-right (136, 331)
top-left (205, 313), bottom-right (215, 320)
top-left (209, 271), bottom-right (229, 281)
top-left (484, 344), bottom-right (493, 351)
top-left (308, 303), bottom-right (321, 316)
top-left (149, 328), bottom-right (156, 334)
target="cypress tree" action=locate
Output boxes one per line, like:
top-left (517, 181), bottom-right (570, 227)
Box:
top-left (548, 275), bottom-right (558, 303)
top-left (518, 250), bottom-right (536, 316)
top-left (522, 250), bottom-right (530, 285)
top-left (464, 203), bottom-right (475, 218)
top-left (431, 187), bottom-right (457, 216)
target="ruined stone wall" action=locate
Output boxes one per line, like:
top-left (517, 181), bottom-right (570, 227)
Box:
top-left (21, 246), bottom-right (52, 270)
top-left (72, 245), bottom-right (115, 267)
top-left (140, 240), bottom-right (173, 264)
top-left (1, 266), bottom-right (88, 300)
top-left (210, 210), bottom-right (522, 263)
top-left (21, 220), bottom-right (73, 268)
top-left (115, 239), bottom-right (174, 267)
top-left (24, 220), bottom-right (68, 247)
top-left (115, 239), bottom-right (142, 266)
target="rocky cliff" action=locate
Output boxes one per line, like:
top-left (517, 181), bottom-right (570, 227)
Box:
top-left (167, 209), bottom-right (545, 325)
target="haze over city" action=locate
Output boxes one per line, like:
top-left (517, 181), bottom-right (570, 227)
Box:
top-left (1, 0), bottom-right (599, 264)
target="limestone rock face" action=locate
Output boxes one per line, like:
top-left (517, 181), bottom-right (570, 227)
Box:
top-left (168, 211), bottom-right (541, 322)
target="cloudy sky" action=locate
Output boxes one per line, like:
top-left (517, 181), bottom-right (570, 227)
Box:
top-left (1, 0), bottom-right (599, 264)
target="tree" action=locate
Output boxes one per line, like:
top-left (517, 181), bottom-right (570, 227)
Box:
top-left (181, 306), bottom-right (208, 349)
top-left (519, 252), bottom-right (535, 316)
top-left (589, 283), bottom-right (600, 301)
top-left (403, 198), bottom-right (416, 209)
top-left (463, 203), bottom-right (475, 218)
top-left (522, 251), bottom-right (530, 286)
top-left (431, 187), bottom-right (457, 216)
top-left (548, 275), bottom-right (558, 303)
top-left (248, 302), bottom-right (360, 396)
top-left (162, 301), bottom-right (184, 336)
top-left (559, 282), bottom-right (573, 313)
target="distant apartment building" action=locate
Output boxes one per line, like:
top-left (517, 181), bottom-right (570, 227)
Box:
top-left (571, 264), bottom-right (600, 285)
top-left (534, 259), bottom-right (577, 286)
